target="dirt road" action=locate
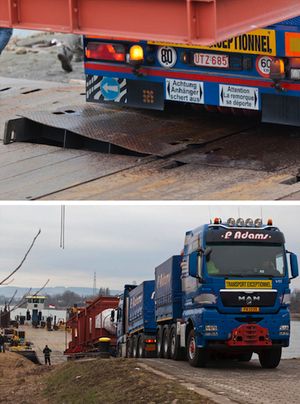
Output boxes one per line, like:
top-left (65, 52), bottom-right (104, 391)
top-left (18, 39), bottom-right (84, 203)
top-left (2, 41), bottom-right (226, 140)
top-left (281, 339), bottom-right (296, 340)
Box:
top-left (0, 32), bottom-right (84, 83)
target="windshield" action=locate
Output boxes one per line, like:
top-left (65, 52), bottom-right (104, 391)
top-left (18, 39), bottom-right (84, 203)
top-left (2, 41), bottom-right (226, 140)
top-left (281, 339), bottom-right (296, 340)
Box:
top-left (206, 243), bottom-right (286, 277)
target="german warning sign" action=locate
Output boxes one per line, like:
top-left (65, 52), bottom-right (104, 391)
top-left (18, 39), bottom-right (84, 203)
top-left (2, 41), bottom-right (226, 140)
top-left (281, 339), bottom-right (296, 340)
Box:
top-left (166, 79), bottom-right (203, 104)
top-left (219, 85), bottom-right (259, 110)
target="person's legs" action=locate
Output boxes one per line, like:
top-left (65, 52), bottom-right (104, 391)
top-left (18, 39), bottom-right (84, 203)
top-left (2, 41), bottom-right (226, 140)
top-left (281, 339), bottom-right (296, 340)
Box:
top-left (0, 28), bottom-right (13, 55)
top-left (65, 34), bottom-right (83, 60)
top-left (58, 34), bottom-right (83, 72)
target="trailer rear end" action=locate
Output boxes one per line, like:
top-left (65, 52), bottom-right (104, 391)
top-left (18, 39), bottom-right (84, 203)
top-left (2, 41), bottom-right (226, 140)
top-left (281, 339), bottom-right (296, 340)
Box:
top-left (155, 255), bottom-right (184, 359)
top-left (127, 280), bottom-right (156, 358)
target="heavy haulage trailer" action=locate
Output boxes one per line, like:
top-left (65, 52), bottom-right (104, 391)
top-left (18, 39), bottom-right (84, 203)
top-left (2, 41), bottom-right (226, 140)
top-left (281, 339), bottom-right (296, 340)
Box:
top-left (114, 217), bottom-right (298, 368)
top-left (2, 1), bottom-right (300, 125)
top-left (65, 295), bottom-right (118, 357)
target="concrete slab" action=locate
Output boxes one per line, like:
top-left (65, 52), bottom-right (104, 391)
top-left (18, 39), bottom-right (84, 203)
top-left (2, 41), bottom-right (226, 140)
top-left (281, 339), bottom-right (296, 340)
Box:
top-left (17, 325), bottom-right (71, 365)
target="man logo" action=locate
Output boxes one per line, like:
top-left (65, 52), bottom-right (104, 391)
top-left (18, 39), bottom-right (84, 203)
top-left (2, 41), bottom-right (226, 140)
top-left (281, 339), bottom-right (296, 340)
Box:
top-left (246, 296), bottom-right (253, 305)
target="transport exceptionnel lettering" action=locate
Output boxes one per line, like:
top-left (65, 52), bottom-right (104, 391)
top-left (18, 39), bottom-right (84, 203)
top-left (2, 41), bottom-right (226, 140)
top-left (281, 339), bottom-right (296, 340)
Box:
top-left (113, 217), bottom-right (299, 369)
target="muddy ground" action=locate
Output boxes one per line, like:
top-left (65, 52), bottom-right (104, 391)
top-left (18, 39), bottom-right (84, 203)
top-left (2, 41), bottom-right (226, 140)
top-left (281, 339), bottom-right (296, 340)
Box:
top-left (0, 32), bottom-right (84, 83)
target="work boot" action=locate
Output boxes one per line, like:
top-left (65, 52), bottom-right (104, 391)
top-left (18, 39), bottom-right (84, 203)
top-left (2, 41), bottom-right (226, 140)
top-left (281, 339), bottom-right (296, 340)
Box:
top-left (57, 47), bottom-right (73, 72)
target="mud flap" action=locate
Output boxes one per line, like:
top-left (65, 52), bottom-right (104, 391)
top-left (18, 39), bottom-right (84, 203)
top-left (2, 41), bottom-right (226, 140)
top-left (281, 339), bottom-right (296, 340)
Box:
top-left (262, 94), bottom-right (300, 126)
top-left (86, 75), bottom-right (164, 110)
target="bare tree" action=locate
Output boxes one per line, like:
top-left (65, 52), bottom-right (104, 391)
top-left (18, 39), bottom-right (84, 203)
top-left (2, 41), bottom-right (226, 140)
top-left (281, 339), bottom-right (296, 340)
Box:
top-left (0, 229), bottom-right (41, 286)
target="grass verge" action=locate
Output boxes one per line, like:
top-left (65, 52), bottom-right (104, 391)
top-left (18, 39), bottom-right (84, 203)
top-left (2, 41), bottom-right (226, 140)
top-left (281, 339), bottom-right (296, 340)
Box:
top-left (37, 357), bottom-right (214, 404)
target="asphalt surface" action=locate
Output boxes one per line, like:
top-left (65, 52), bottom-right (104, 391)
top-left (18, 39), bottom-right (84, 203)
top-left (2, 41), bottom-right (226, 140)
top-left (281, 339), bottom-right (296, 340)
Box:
top-left (141, 356), bottom-right (300, 404)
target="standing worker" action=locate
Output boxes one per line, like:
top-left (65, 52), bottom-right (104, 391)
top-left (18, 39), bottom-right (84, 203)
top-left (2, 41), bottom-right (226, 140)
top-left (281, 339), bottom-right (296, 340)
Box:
top-left (0, 332), bottom-right (5, 353)
top-left (43, 344), bottom-right (52, 365)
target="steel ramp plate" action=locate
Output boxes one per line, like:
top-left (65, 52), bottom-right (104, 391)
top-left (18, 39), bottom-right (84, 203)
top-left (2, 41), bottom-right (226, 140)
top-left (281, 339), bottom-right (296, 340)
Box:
top-left (5, 103), bottom-right (259, 157)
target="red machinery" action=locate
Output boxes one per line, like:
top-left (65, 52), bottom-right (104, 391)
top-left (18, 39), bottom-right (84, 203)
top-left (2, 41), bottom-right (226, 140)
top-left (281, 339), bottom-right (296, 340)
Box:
top-left (65, 295), bottom-right (118, 354)
top-left (1, 0), bottom-right (300, 46)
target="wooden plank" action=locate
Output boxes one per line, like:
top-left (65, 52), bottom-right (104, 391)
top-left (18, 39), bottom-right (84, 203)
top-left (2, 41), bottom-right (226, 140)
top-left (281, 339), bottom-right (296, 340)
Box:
top-left (0, 143), bottom-right (143, 200)
top-left (37, 159), bottom-right (299, 201)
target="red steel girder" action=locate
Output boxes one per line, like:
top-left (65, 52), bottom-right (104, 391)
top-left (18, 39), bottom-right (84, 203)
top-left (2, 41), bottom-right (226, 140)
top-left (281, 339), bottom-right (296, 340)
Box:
top-left (1, 0), bottom-right (300, 46)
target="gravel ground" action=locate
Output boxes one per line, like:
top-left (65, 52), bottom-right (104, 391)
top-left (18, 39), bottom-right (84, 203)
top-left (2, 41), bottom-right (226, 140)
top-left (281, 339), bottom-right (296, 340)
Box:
top-left (0, 32), bottom-right (85, 83)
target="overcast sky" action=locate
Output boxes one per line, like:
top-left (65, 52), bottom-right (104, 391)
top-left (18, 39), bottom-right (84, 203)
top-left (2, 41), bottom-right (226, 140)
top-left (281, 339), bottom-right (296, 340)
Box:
top-left (1, 203), bottom-right (300, 292)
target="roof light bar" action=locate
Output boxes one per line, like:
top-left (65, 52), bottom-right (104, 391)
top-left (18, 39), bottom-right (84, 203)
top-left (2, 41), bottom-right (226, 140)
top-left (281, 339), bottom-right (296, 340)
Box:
top-left (236, 218), bottom-right (244, 227)
top-left (245, 218), bottom-right (253, 227)
top-left (255, 218), bottom-right (263, 227)
top-left (227, 217), bottom-right (235, 227)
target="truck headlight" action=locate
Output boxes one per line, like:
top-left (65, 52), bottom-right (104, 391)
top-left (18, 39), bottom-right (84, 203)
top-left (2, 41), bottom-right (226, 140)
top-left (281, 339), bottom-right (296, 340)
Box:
top-left (279, 325), bottom-right (289, 330)
top-left (205, 325), bottom-right (218, 331)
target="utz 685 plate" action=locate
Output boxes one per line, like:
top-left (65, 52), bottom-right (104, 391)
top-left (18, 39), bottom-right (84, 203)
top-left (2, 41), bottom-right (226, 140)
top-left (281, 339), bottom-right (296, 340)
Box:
top-left (194, 53), bottom-right (229, 68)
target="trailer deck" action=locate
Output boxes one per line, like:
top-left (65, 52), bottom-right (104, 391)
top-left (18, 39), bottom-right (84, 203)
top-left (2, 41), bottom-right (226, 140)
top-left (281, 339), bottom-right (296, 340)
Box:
top-left (1, 0), bottom-right (300, 46)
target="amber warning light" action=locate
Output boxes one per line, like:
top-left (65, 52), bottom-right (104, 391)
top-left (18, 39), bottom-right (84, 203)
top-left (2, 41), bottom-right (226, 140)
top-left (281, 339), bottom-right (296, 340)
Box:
top-left (86, 42), bottom-right (126, 61)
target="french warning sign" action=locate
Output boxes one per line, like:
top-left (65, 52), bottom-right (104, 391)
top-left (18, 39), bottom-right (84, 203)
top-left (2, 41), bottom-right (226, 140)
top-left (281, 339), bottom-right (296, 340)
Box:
top-left (166, 79), bottom-right (203, 104)
top-left (219, 85), bottom-right (259, 110)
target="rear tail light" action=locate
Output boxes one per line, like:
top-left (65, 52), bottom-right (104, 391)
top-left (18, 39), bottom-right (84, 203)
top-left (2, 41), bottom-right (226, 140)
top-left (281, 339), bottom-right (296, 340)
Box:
top-left (86, 42), bottom-right (126, 62)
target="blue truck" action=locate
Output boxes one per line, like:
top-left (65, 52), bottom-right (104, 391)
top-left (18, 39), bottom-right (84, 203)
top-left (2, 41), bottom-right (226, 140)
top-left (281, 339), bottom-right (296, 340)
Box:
top-left (112, 281), bottom-right (156, 358)
top-left (114, 216), bottom-right (298, 368)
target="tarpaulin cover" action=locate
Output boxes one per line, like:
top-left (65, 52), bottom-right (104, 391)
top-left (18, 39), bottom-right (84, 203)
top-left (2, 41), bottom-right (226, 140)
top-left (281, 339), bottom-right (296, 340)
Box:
top-left (128, 280), bottom-right (155, 333)
top-left (155, 255), bottom-right (182, 320)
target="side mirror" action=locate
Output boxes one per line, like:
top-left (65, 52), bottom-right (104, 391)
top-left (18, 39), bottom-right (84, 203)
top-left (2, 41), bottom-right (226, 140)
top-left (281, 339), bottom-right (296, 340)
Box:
top-left (203, 246), bottom-right (212, 257)
top-left (188, 251), bottom-right (206, 283)
top-left (189, 252), bottom-right (198, 277)
top-left (290, 253), bottom-right (299, 280)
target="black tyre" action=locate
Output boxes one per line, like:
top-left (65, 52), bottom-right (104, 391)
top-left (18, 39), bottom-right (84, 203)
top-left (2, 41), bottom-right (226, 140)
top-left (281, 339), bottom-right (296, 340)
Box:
top-left (138, 337), bottom-right (145, 358)
top-left (170, 325), bottom-right (185, 361)
top-left (237, 352), bottom-right (252, 362)
top-left (259, 348), bottom-right (282, 368)
top-left (132, 335), bottom-right (139, 358)
top-left (156, 326), bottom-right (163, 358)
top-left (126, 340), bottom-right (133, 358)
top-left (162, 325), bottom-right (171, 359)
top-left (187, 330), bottom-right (209, 368)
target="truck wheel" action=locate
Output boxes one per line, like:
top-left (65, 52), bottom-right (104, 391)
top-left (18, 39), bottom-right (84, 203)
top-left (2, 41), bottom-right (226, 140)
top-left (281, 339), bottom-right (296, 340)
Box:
top-left (187, 330), bottom-right (209, 367)
top-left (156, 326), bottom-right (163, 358)
top-left (126, 340), bottom-right (133, 358)
top-left (132, 336), bottom-right (139, 358)
top-left (163, 325), bottom-right (171, 359)
top-left (259, 348), bottom-right (282, 368)
top-left (237, 352), bottom-right (252, 362)
top-left (170, 325), bottom-right (185, 361)
top-left (138, 337), bottom-right (145, 358)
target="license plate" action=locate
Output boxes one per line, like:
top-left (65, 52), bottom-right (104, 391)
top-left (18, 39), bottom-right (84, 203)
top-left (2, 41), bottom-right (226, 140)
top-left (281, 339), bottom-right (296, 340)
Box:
top-left (241, 307), bottom-right (259, 312)
top-left (194, 53), bottom-right (229, 68)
